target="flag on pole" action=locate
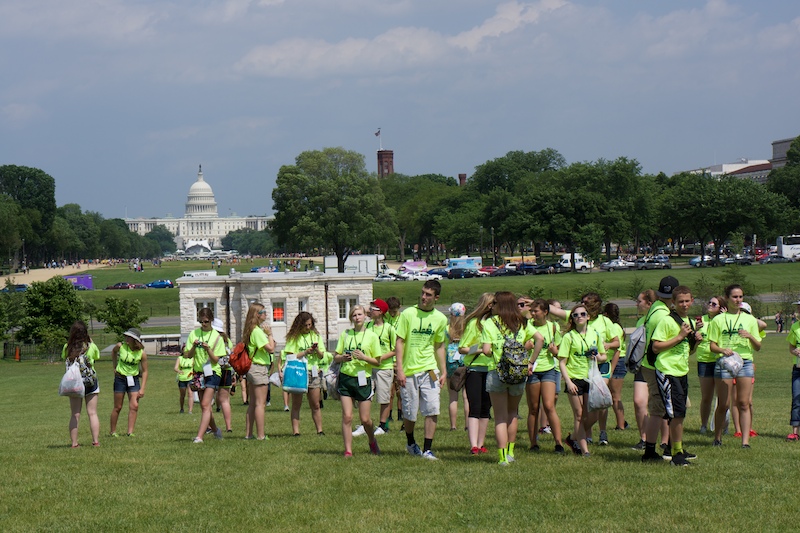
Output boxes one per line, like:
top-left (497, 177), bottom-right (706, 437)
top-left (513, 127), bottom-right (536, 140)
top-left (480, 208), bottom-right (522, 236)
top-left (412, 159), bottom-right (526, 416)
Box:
top-left (374, 128), bottom-right (381, 137)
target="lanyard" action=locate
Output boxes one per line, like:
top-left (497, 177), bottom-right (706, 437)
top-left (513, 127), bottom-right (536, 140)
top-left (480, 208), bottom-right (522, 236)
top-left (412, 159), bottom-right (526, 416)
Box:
top-left (347, 329), bottom-right (366, 351)
top-left (724, 313), bottom-right (742, 337)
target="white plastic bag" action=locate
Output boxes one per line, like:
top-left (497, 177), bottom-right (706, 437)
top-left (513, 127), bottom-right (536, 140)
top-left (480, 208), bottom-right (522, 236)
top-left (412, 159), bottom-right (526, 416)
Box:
top-left (59, 361), bottom-right (86, 398)
top-left (587, 359), bottom-right (612, 412)
top-left (323, 361), bottom-right (341, 401)
top-left (721, 352), bottom-right (744, 377)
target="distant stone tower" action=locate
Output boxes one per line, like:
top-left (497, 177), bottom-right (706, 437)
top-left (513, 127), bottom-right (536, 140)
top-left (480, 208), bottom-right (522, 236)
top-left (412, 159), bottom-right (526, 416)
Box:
top-left (377, 150), bottom-right (394, 178)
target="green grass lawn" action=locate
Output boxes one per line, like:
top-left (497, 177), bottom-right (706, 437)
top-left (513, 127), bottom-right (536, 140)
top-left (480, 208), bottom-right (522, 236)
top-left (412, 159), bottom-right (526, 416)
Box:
top-left (2, 334), bottom-right (799, 531)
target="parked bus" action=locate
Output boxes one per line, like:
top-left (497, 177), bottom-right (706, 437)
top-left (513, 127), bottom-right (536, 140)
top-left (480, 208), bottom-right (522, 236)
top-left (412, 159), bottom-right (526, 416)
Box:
top-left (445, 256), bottom-right (483, 270)
top-left (777, 235), bottom-right (800, 259)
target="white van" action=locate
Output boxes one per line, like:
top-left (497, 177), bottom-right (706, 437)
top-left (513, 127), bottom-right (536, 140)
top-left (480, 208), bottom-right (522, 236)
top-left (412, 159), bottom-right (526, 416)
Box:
top-left (558, 253), bottom-right (593, 271)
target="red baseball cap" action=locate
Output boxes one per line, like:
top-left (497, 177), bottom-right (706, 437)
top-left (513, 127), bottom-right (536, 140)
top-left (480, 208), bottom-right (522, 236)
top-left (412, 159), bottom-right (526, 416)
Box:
top-left (370, 299), bottom-right (389, 315)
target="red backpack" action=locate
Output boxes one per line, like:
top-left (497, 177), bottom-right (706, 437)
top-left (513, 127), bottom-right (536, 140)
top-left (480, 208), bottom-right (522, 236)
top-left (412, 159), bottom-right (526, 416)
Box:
top-left (229, 342), bottom-right (252, 376)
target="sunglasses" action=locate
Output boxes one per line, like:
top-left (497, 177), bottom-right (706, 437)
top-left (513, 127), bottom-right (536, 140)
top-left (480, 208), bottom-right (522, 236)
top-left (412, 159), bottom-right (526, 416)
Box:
top-left (708, 302), bottom-right (719, 307)
top-left (572, 311), bottom-right (588, 318)
top-left (258, 310), bottom-right (267, 315)
top-left (518, 302), bottom-right (529, 308)
top-left (200, 320), bottom-right (211, 324)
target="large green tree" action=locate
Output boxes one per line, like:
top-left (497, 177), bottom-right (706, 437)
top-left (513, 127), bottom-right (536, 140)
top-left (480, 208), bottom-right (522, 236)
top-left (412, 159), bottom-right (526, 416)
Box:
top-left (272, 147), bottom-right (397, 272)
top-left (145, 225), bottom-right (177, 254)
top-left (0, 165), bottom-right (57, 262)
top-left (17, 277), bottom-right (85, 352)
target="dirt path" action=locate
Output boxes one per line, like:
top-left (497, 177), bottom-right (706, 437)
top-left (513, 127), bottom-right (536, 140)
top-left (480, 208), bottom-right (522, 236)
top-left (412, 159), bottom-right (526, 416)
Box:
top-left (3, 262), bottom-right (107, 286)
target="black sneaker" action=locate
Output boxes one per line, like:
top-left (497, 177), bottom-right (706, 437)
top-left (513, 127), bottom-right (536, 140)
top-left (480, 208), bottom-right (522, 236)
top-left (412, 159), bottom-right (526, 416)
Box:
top-left (554, 444), bottom-right (565, 454)
top-left (742, 444), bottom-right (751, 449)
top-left (660, 443), bottom-right (672, 460)
top-left (670, 453), bottom-right (691, 467)
top-left (683, 450), bottom-right (697, 460)
top-left (641, 451), bottom-right (663, 463)
top-left (631, 440), bottom-right (646, 451)
top-left (712, 439), bottom-right (723, 447)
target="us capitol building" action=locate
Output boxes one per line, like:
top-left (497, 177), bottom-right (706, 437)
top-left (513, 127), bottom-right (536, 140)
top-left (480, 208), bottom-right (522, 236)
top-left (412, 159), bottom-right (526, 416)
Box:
top-left (125, 166), bottom-right (272, 253)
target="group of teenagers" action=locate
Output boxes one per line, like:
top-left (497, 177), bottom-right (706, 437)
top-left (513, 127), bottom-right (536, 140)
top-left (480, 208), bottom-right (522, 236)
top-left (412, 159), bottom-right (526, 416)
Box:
top-left (61, 275), bottom-right (800, 466)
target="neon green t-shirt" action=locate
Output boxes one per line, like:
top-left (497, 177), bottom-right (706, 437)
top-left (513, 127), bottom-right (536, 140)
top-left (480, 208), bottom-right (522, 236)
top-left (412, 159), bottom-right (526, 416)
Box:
top-left (176, 355), bottom-right (193, 381)
top-left (652, 315), bottom-right (694, 376)
top-left (115, 343), bottom-right (144, 376)
top-left (480, 317), bottom-right (537, 372)
top-left (285, 331), bottom-right (325, 371)
top-left (531, 320), bottom-right (561, 373)
top-left (708, 311), bottom-right (760, 361)
top-left (186, 328), bottom-right (224, 376)
top-left (694, 314), bottom-right (715, 363)
top-left (787, 321), bottom-right (800, 366)
top-left (589, 315), bottom-right (618, 346)
top-left (335, 328), bottom-right (381, 378)
top-left (61, 342), bottom-right (100, 365)
top-left (366, 320), bottom-right (397, 370)
top-left (395, 305), bottom-right (447, 375)
top-left (248, 328), bottom-right (274, 367)
top-left (459, 318), bottom-right (494, 368)
top-left (557, 326), bottom-right (606, 380)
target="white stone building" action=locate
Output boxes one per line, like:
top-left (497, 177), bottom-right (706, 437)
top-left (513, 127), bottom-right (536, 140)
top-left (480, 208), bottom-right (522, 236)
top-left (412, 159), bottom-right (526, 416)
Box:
top-left (177, 269), bottom-right (374, 351)
top-left (125, 166), bottom-right (272, 251)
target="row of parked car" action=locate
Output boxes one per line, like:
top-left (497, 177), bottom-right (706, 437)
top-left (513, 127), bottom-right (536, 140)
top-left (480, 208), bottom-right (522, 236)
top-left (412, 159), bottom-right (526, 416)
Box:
top-left (599, 256), bottom-right (673, 271)
top-left (105, 279), bottom-right (174, 290)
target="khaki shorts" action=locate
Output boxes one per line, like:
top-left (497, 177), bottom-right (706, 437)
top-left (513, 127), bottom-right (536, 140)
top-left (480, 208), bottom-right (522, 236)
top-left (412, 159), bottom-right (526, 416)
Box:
top-left (307, 371), bottom-right (322, 390)
top-left (641, 366), bottom-right (666, 417)
top-left (246, 363), bottom-right (270, 386)
top-left (400, 370), bottom-right (440, 422)
top-left (372, 368), bottom-right (394, 404)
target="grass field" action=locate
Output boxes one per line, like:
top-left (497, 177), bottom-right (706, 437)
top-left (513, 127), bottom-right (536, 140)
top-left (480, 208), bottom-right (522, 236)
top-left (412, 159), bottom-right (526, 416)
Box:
top-left (2, 334), bottom-right (799, 532)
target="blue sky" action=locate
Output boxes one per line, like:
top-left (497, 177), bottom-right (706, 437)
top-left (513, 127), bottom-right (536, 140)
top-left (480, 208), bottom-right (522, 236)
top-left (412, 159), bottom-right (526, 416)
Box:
top-left (1, 0), bottom-right (798, 219)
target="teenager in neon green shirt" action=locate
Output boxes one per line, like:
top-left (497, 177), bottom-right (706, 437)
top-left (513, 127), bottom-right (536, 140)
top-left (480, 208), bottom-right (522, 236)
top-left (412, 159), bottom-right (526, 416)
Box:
top-left (62, 321), bottom-right (101, 448)
top-left (366, 299), bottom-right (397, 435)
top-left (458, 293), bottom-right (495, 455)
top-left (110, 328), bottom-right (148, 438)
top-left (395, 280), bottom-right (448, 460)
top-left (243, 303), bottom-right (276, 441)
top-left (558, 304), bottom-right (606, 457)
top-left (651, 286), bottom-right (702, 466)
top-left (334, 305), bottom-right (382, 457)
top-left (709, 284), bottom-right (761, 448)
top-left (186, 307), bottom-right (226, 443)
top-left (174, 354), bottom-right (194, 414)
top-left (285, 312), bottom-right (326, 436)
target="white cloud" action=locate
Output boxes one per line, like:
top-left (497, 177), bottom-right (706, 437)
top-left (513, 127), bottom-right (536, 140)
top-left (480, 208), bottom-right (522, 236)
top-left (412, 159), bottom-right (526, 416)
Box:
top-left (758, 16), bottom-right (800, 50)
top-left (234, 0), bottom-right (565, 78)
top-left (449, 0), bottom-right (566, 52)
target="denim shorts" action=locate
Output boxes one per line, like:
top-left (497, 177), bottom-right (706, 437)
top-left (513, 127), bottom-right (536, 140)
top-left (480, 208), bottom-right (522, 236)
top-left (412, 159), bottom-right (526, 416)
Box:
top-left (203, 373), bottom-right (222, 391)
top-left (113, 373), bottom-right (140, 393)
top-left (178, 380), bottom-right (191, 389)
top-left (486, 369), bottom-right (525, 396)
top-left (220, 369), bottom-right (233, 388)
top-left (715, 358), bottom-right (755, 380)
top-left (527, 368), bottom-right (558, 384)
top-left (611, 358), bottom-right (627, 379)
top-left (697, 361), bottom-right (716, 379)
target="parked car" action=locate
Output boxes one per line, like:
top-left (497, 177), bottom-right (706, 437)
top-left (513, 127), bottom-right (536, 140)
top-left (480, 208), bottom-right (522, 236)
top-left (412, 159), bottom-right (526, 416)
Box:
top-left (447, 268), bottom-right (479, 279)
top-left (635, 258), bottom-right (667, 270)
top-left (131, 284), bottom-right (148, 289)
top-left (479, 265), bottom-right (499, 275)
top-left (105, 282), bottom-right (133, 290)
top-left (653, 255), bottom-right (672, 269)
top-left (426, 268), bottom-right (449, 277)
top-left (1, 284), bottom-right (28, 292)
top-left (146, 279), bottom-right (174, 289)
top-left (599, 259), bottom-right (633, 272)
top-left (412, 271), bottom-right (443, 282)
top-left (373, 273), bottom-right (396, 282)
top-left (722, 255), bottom-right (753, 266)
top-left (760, 254), bottom-right (794, 264)
top-left (489, 267), bottom-right (523, 277)
top-left (688, 255), bottom-right (718, 267)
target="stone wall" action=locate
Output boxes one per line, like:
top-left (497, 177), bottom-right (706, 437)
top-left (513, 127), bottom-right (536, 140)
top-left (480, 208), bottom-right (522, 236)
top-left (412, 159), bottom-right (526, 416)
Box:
top-left (178, 270), bottom-right (374, 351)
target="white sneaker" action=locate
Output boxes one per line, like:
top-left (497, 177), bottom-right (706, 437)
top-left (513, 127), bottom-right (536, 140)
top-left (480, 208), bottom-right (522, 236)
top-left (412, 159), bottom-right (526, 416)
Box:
top-left (406, 443), bottom-right (422, 456)
top-left (421, 450), bottom-right (439, 460)
top-left (266, 401), bottom-right (271, 407)
top-left (374, 427), bottom-right (386, 436)
top-left (192, 437), bottom-right (203, 444)
top-left (352, 425), bottom-right (366, 437)
top-left (283, 405), bottom-right (289, 412)
top-left (700, 425), bottom-right (707, 435)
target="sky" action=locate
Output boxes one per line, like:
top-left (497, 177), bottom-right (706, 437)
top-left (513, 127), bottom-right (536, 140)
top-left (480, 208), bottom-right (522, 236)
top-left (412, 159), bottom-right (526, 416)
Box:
top-left (1, 0), bottom-right (798, 220)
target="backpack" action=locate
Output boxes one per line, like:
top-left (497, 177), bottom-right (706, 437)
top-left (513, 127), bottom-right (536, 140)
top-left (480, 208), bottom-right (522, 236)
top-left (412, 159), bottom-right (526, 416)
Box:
top-left (229, 342), bottom-right (252, 376)
top-left (67, 353), bottom-right (98, 390)
top-left (626, 307), bottom-right (663, 373)
top-left (493, 318), bottom-right (529, 384)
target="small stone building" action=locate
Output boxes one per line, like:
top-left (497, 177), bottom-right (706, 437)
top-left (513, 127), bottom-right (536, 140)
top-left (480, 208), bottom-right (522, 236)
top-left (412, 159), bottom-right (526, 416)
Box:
top-left (177, 269), bottom-right (374, 351)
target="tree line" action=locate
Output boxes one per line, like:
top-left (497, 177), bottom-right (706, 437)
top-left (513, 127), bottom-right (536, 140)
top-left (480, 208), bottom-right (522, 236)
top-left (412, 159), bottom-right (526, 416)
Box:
top-left (0, 165), bottom-right (176, 271)
top-left (271, 140), bottom-right (800, 270)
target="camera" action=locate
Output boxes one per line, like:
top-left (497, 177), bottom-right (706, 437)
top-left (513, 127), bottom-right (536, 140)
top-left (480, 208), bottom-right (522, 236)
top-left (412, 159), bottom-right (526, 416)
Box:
top-left (586, 347), bottom-right (598, 358)
top-left (194, 340), bottom-right (202, 346)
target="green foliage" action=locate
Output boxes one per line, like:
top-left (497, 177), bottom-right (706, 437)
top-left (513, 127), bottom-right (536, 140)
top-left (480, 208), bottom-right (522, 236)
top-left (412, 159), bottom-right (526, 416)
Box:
top-left (0, 165), bottom-right (57, 261)
top-left (714, 264), bottom-right (757, 297)
top-left (692, 272), bottom-right (718, 304)
top-left (272, 147), bottom-right (397, 271)
top-left (524, 286), bottom-right (546, 300)
top-left (221, 228), bottom-right (279, 255)
top-left (96, 297), bottom-right (149, 341)
top-left (627, 274), bottom-right (646, 302)
top-left (17, 277), bottom-right (85, 344)
top-left (145, 225), bottom-right (177, 254)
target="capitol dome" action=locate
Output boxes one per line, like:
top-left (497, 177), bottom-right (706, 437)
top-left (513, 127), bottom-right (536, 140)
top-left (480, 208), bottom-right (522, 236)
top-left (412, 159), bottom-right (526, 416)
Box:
top-left (185, 165), bottom-right (219, 218)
